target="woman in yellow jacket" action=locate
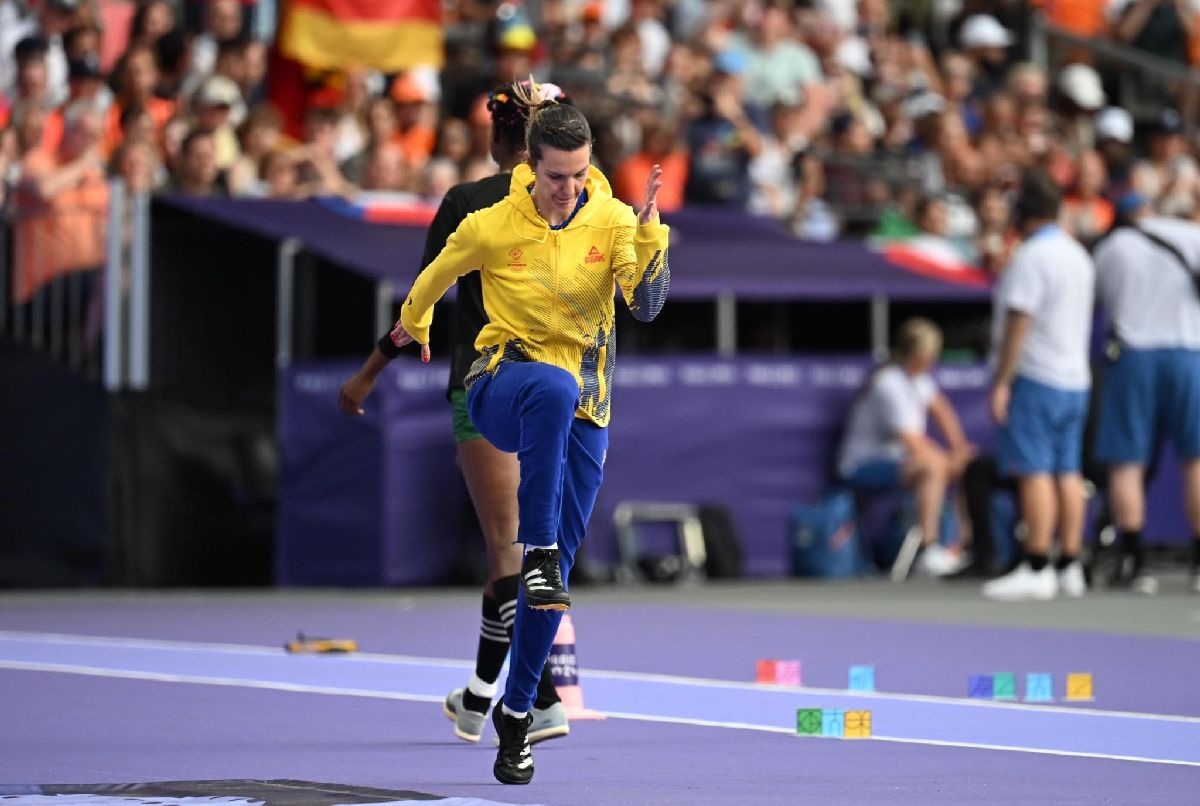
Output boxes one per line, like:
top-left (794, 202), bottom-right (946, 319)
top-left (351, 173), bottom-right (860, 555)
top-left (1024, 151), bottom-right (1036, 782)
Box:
top-left (391, 87), bottom-right (669, 785)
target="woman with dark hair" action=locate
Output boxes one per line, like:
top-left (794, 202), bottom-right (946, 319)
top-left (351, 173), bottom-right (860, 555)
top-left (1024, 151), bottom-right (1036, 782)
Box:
top-left (389, 81), bottom-right (670, 785)
top-left (339, 82), bottom-right (587, 752)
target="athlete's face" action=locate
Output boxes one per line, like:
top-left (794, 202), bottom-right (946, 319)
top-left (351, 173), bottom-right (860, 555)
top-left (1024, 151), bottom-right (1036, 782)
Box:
top-left (531, 145), bottom-right (591, 216)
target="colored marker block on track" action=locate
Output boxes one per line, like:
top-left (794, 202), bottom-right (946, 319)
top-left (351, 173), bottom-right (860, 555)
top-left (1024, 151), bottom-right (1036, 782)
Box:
top-left (1066, 672), bottom-right (1094, 701)
top-left (821, 708), bottom-right (845, 737)
top-left (848, 665), bottom-right (876, 692)
top-left (796, 708), bottom-right (822, 735)
top-left (1025, 673), bottom-right (1054, 703)
top-left (969, 674), bottom-right (994, 699)
top-left (756, 659), bottom-right (800, 686)
top-left (844, 710), bottom-right (872, 738)
top-left (775, 660), bottom-right (802, 686)
top-left (993, 672), bottom-right (1016, 701)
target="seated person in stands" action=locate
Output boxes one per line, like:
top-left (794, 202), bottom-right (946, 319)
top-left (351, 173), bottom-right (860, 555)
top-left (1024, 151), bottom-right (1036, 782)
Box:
top-left (836, 318), bottom-right (975, 576)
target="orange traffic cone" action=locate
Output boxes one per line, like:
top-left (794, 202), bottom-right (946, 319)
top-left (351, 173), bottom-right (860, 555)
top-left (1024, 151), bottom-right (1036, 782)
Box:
top-left (548, 614), bottom-right (605, 720)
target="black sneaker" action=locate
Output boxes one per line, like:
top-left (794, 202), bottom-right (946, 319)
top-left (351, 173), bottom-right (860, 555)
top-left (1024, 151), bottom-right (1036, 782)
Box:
top-left (522, 547), bottom-right (570, 610)
top-left (492, 699), bottom-right (534, 785)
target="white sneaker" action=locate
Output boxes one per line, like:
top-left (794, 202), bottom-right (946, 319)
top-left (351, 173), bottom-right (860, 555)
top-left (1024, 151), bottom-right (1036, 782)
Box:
top-left (915, 544), bottom-right (968, 577)
top-left (1057, 561), bottom-right (1086, 597)
top-left (982, 562), bottom-right (1058, 601)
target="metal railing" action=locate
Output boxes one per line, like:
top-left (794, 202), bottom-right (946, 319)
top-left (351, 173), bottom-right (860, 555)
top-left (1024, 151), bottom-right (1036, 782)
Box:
top-left (1, 179), bottom-right (150, 389)
top-left (1031, 14), bottom-right (1200, 128)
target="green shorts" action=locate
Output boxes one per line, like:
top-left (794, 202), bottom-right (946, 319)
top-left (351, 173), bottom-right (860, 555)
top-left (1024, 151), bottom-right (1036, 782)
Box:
top-left (450, 388), bottom-right (484, 444)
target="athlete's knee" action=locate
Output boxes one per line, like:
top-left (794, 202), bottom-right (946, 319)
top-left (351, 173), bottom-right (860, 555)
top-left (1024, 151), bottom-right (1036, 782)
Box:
top-left (530, 367), bottom-right (581, 415)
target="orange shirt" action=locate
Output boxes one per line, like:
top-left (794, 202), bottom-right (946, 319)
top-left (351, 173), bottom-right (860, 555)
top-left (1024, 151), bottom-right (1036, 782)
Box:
top-left (614, 150), bottom-right (688, 213)
top-left (0, 104), bottom-right (64, 154)
top-left (1034, 0), bottom-right (1106, 37)
top-left (13, 150), bottom-right (110, 303)
top-left (393, 125), bottom-right (435, 168)
top-left (103, 96), bottom-right (176, 153)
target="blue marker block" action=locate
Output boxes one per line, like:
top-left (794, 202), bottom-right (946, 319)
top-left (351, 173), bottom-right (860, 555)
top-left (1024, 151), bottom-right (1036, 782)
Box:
top-left (969, 674), bottom-right (994, 699)
top-left (1025, 673), bottom-right (1054, 703)
top-left (821, 708), bottom-right (845, 738)
top-left (848, 665), bottom-right (876, 692)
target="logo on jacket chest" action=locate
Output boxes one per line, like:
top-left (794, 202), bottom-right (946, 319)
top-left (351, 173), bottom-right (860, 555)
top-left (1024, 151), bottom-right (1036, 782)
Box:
top-left (507, 248), bottom-right (526, 271)
top-left (585, 245), bottom-right (605, 265)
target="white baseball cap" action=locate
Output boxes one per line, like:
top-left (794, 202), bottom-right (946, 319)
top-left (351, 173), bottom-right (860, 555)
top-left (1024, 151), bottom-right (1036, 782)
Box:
top-left (1057, 63), bottom-right (1105, 111)
top-left (1095, 106), bottom-right (1133, 144)
top-left (959, 15), bottom-right (1014, 49)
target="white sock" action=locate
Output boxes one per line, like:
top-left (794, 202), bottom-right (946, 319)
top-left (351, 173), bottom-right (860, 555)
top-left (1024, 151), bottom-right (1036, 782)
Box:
top-left (524, 542), bottom-right (557, 554)
top-left (466, 673), bottom-right (497, 700)
top-left (502, 703), bottom-right (529, 719)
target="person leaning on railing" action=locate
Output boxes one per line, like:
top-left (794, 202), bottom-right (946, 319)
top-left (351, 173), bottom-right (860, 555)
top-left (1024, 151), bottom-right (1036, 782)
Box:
top-left (12, 99), bottom-right (108, 304)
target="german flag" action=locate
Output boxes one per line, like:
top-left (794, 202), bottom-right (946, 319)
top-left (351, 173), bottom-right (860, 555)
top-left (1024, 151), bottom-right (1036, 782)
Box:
top-left (279, 0), bottom-right (443, 73)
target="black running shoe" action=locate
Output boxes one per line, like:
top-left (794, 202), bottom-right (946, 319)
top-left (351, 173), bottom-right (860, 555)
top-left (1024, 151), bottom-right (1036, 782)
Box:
top-left (492, 699), bottom-right (534, 785)
top-left (521, 547), bottom-right (570, 610)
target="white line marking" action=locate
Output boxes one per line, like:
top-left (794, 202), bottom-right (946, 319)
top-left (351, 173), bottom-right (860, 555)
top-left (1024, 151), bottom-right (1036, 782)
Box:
top-left (3, 659), bottom-right (1199, 769)
top-left (2, 630), bottom-right (1197, 725)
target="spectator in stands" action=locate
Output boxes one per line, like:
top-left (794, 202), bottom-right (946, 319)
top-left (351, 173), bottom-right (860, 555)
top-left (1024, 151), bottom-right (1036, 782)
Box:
top-left (107, 44), bottom-right (174, 148)
top-left (227, 104), bottom-right (282, 196)
top-left (1110, 0), bottom-right (1194, 66)
top-left (975, 183), bottom-right (1017, 273)
top-left (110, 135), bottom-right (161, 193)
top-left (168, 128), bottom-right (223, 195)
top-left (192, 76), bottom-right (242, 166)
top-left (258, 149), bottom-right (305, 199)
top-left (1, 0), bottom-right (78, 108)
top-left (360, 143), bottom-right (411, 192)
top-left (1062, 150), bottom-right (1114, 245)
top-left (128, 0), bottom-right (177, 49)
top-left (296, 105), bottom-right (355, 197)
top-left (420, 156), bottom-right (460, 203)
top-left (1093, 192), bottom-right (1200, 594)
top-left (836, 317), bottom-right (974, 577)
top-left (1094, 106), bottom-right (1136, 200)
top-left (1140, 108), bottom-right (1198, 212)
top-left (62, 23), bottom-right (100, 64)
top-left (188, 0), bottom-right (245, 94)
top-left (390, 71), bottom-right (437, 170)
top-left (790, 150), bottom-right (839, 241)
top-left (433, 116), bottom-right (474, 171)
top-left (1054, 62), bottom-right (1106, 158)
top-left (734, 0), bottom-right (822, 110)
top-left (3, 37), bottom-right (62, 157)
top-left (938, 50), bottom-right (981, 137)
top-left (683, 56), bottom-right (762, 207)
top-left (13, 99), bottom-right (108, 319)
top-left (982, 170), bottom-right (1094, 601)
top-left (958, 14), bottom-right (1014, 98)
top-left (615, 118), bottom-right (687, 214)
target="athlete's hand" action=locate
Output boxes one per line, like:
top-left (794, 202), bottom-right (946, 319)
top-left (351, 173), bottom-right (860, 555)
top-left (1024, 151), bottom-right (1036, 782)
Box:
top-left (338, 371), bottom-right (375, 416)
top-left (390, 320), bottom-right (431, 363)
top-left (637, 163), bottom-right (663, 225)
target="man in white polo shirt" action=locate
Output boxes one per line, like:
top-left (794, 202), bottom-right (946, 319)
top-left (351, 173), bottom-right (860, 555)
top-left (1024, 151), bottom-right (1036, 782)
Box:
top-left (1093, 192), bottom-right (1200, 594)
top-left (983, 170), bottom-right (1096, 601)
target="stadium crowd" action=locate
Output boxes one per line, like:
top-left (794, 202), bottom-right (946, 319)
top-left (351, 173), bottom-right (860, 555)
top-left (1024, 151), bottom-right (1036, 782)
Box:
top-left (2, 0), bottom-right (1200, 258)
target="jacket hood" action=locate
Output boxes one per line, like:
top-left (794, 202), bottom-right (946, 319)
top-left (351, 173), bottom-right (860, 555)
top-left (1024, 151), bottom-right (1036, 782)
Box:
top-left (506, 162), bottom-right (620, 237)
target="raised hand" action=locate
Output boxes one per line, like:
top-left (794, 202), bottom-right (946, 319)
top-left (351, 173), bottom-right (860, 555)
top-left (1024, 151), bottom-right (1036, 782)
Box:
top-left (638, 163), bottom-right (663, 225)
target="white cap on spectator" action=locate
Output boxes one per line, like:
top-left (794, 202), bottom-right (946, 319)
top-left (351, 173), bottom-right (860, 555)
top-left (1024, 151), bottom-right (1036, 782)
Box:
top-left (1057, 63), bottom-right (1105, 110)
top-left (1095, 106), bottom-right (1133, 144)
top-left (959, 15), bottom-right (1014, 49)
top-left (836, 37), bottom-right (873, 77)
top-left (194, 75), bottom-right (241, 108)
top-left (902, 89), bottom-right (945, 120)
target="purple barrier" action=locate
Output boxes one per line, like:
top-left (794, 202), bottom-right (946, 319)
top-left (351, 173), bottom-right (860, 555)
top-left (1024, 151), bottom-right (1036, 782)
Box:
top-left (277, 357), bottom-right (1189, 586)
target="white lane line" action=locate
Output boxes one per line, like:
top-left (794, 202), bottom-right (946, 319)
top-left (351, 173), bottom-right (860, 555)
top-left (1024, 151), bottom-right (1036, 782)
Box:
top-left (2, 630), bottom-right (1197, 725)
top-left (5, 659), bottom-right (1197, 769)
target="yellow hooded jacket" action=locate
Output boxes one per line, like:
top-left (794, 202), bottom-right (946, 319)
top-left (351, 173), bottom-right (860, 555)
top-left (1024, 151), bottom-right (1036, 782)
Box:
top-left (400, 163), bottom-right (670, 428)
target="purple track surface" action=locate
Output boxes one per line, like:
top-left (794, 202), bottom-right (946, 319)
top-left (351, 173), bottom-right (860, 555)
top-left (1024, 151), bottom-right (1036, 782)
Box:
top-left (2, 594), bottom-right (1199, 805)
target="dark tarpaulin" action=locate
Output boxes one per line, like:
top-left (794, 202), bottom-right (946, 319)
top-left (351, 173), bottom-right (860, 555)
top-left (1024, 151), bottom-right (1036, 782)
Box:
top-left (159, 196), bottom-right (992, 302)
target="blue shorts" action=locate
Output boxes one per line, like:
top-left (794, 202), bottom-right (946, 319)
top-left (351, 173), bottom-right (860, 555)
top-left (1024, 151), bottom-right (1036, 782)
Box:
top-left (1095, 348), bottom-right (1200, 464)
top-left (996, 375), bottom-right (1089, 476)
top-left (844, 458), bottom-right (904, 492)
